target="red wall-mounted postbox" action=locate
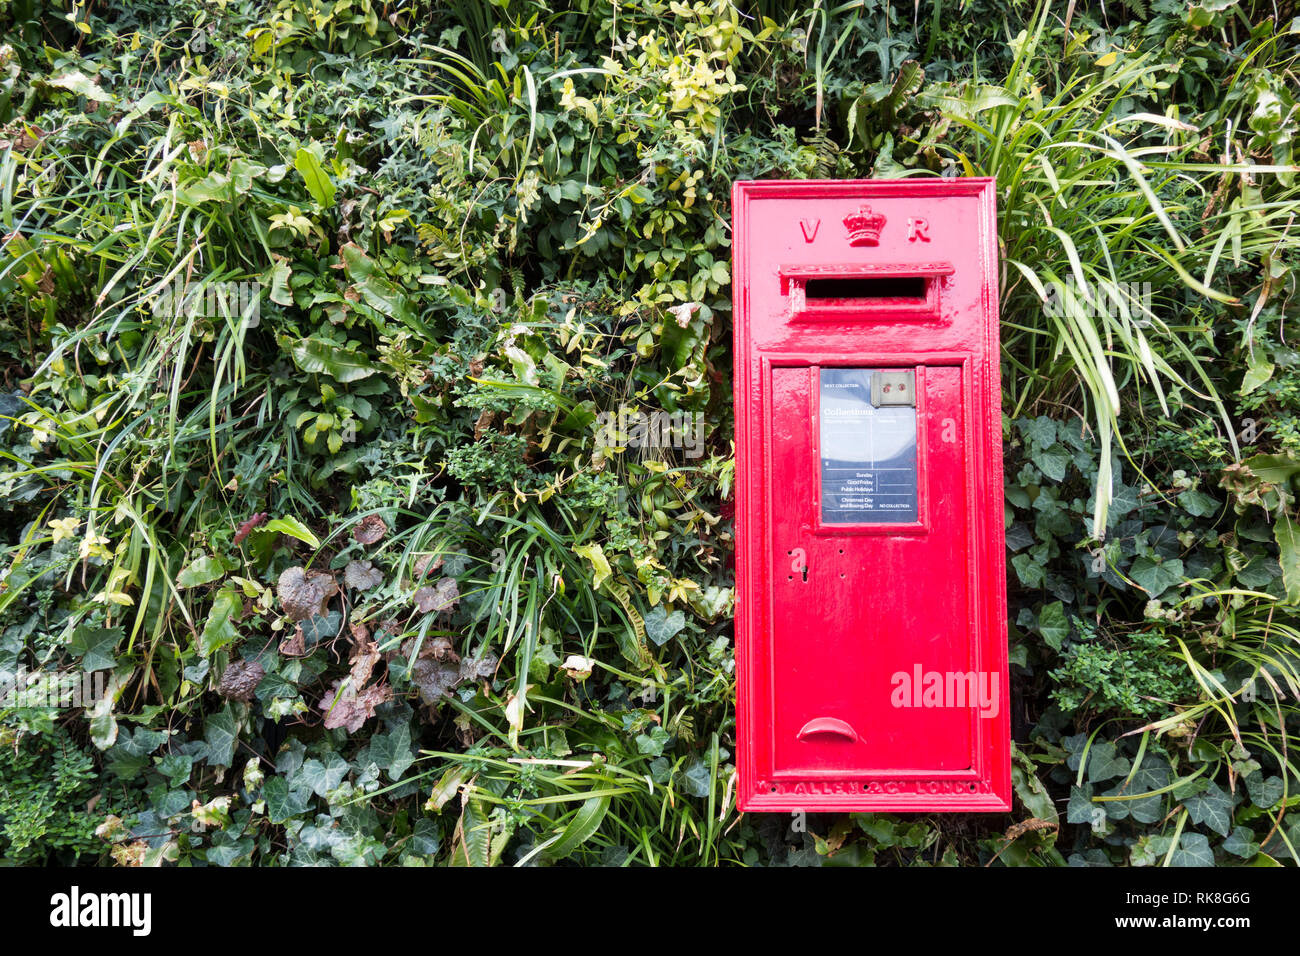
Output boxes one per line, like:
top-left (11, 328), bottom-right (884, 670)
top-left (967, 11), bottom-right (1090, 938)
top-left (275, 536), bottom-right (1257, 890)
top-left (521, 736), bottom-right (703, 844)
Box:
top-left (731, 178), bottom-right (1011, 812)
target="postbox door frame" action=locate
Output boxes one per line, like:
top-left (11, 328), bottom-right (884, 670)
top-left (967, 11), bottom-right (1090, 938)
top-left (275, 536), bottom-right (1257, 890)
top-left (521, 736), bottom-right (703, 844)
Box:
top-left (732, 177), bottom-right (1011, 813)
top-left (759, 354), bottom-right (987, 782)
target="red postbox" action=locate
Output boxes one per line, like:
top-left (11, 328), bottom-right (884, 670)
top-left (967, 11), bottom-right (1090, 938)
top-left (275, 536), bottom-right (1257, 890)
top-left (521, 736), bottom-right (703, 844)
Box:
top-left (731, 178), bottom-right (1011, 812)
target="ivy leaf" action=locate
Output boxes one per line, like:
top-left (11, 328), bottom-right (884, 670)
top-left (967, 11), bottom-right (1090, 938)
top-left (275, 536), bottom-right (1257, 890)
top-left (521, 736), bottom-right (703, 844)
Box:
top-left (1005, 523), bottom-right (1035, 551)
top-left (263, 775), bottom-right (311, 824)
top-left (1032, 443), bottom-right (1071, 481)
top-left (1223, 826), bottom-right (1261, 858)
top-left (1011, 552), bottom-right (1047, 588)
top-left (1177, 489), bottom-right (1219, 518)
top-left (299, 752), bottom-right (349, 797)
top-left (206, 832), bottom-right (255, 866)
top-left (679, 758), bottom-right (712, 798)
top-left (1122, 755), bottom-right (1172, 824)
top-left (1169, 832), bottom-right (1214, 867)
top-left (199, 587), bottom-right (242, 657)
top-left (203, 705), bottom-right (239, 767)
top-left (369, 722), bottom-right (414, 781)
top-left (1086, 740), bottom-right (1130, 783)
top-left (1066, 783), bottom-right (1097, 824)
top-left (1246, 774), bottom-right (1284, 809)
top-left (70, 626), bottom-right (120, 672)
top-left (300, 611), bottom-right (341, 648)
top-left (636, 725), bottom-right (671, 757)
top-left (1128, 556), bottom-right (1184, 597)
top-left (1036, 602), bottom-right (1069, 651)
top-left (1184, 780), bottom-right (1233, 836)
top-left (1129, 834), bottom-right (1173, 867)
top-left (156, 752), bottom-right (195, 789)
top-left (1020, 416), bottom-right (1057, 448)
top-left (644, 605), bottom-right (686, 646)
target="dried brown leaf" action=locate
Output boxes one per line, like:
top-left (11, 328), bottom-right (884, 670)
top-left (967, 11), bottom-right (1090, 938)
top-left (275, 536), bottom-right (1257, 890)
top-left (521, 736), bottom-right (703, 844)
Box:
top-left (217, 659), bottom-right (265, 702)
top-left (276, 566), bottom-right (338, 621)
top-left (414, 576), bottom-right (459, 614)
top-left (279, 625), bottom-right (306, 657)
top-left (409, 648), bottom-right (498, 706)
top-left (320, 679), bottom-right (391, 732)
top-left (319, 639), bottom-right (391, 732)
top-left (412, 553), bottom-right (444, 582)
top-left (353, 514), bottom-right (388, 546)
top-left (428, 636), bottom-right (458, 662)
top-left (344, 559), bottom-right (383, 590)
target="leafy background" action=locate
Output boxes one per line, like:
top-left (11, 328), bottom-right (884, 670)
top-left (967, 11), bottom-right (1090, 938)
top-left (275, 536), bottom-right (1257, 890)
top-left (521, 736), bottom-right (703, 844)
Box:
top-left (1, 0), bottom-right (1299, 866)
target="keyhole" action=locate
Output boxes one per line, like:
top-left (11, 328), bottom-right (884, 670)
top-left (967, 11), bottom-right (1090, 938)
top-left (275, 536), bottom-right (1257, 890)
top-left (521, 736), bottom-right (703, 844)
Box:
top-left (801, 566), bottom-right (809, 583)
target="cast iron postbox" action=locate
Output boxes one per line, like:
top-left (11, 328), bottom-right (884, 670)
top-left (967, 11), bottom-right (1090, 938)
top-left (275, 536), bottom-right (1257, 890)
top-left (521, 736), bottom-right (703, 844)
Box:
top-left (731, 178), bottom-right (1011, 812)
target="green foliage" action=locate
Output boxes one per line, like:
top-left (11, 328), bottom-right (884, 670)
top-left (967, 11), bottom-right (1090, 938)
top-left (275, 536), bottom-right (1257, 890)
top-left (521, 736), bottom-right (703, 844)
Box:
top-left (0, 0), bottom-right (1298, 867)
top-left (0, 729), bottom-right (104, 864)
top-left (1049, 625), bottom-right (1196, 718)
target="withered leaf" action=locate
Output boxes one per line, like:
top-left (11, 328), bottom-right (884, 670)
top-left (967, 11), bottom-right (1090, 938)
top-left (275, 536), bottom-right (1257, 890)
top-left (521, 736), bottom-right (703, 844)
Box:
top-left (410, 658), bottom-right (461, 706)
top-left (319, 640), bottom-right (391, 732)
top-left (413, 576), bottom-right (459, 614)
top-left (412, 553), bottom-right (444, 582)
top-left (276, 566), bottom-right (338, 621)
top-left (410, 648), bottom-right (498, 706)
top-left (349, 640), bottom-right (382, 687)
top-left (461, 650), bottom-right (499, 682)
top-left (217, 659), bottom-right (265, 702)
top-left (344, 559), bottom-right (384, 590)
top-left (279, 626), bottom-right (306, 657)
top-left (353, 514), bottom-right (388, 546)
top-left (428, 636), bottom-right (458, 662)
top-left (320, 680), bottom-right (391, 732)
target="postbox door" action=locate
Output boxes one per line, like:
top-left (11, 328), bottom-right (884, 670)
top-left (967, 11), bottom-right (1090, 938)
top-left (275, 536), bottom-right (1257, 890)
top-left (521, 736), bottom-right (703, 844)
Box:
top-left (763, 362), bottom-right (978, 779)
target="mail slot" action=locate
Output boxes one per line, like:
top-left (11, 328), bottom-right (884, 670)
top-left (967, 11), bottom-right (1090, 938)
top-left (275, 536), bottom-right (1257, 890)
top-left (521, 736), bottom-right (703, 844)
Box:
top-left (731, 179), bottom-right (1011, 812)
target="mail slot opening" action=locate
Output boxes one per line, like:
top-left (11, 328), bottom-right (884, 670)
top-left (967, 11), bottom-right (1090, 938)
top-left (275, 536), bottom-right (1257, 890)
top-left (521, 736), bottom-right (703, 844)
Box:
top-left (805, 276), bottom-right (927, 301)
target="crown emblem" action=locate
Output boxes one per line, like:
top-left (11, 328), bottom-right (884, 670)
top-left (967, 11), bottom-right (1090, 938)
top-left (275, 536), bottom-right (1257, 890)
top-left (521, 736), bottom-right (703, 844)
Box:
top-left (843, 204), bottom-right (886, 247)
